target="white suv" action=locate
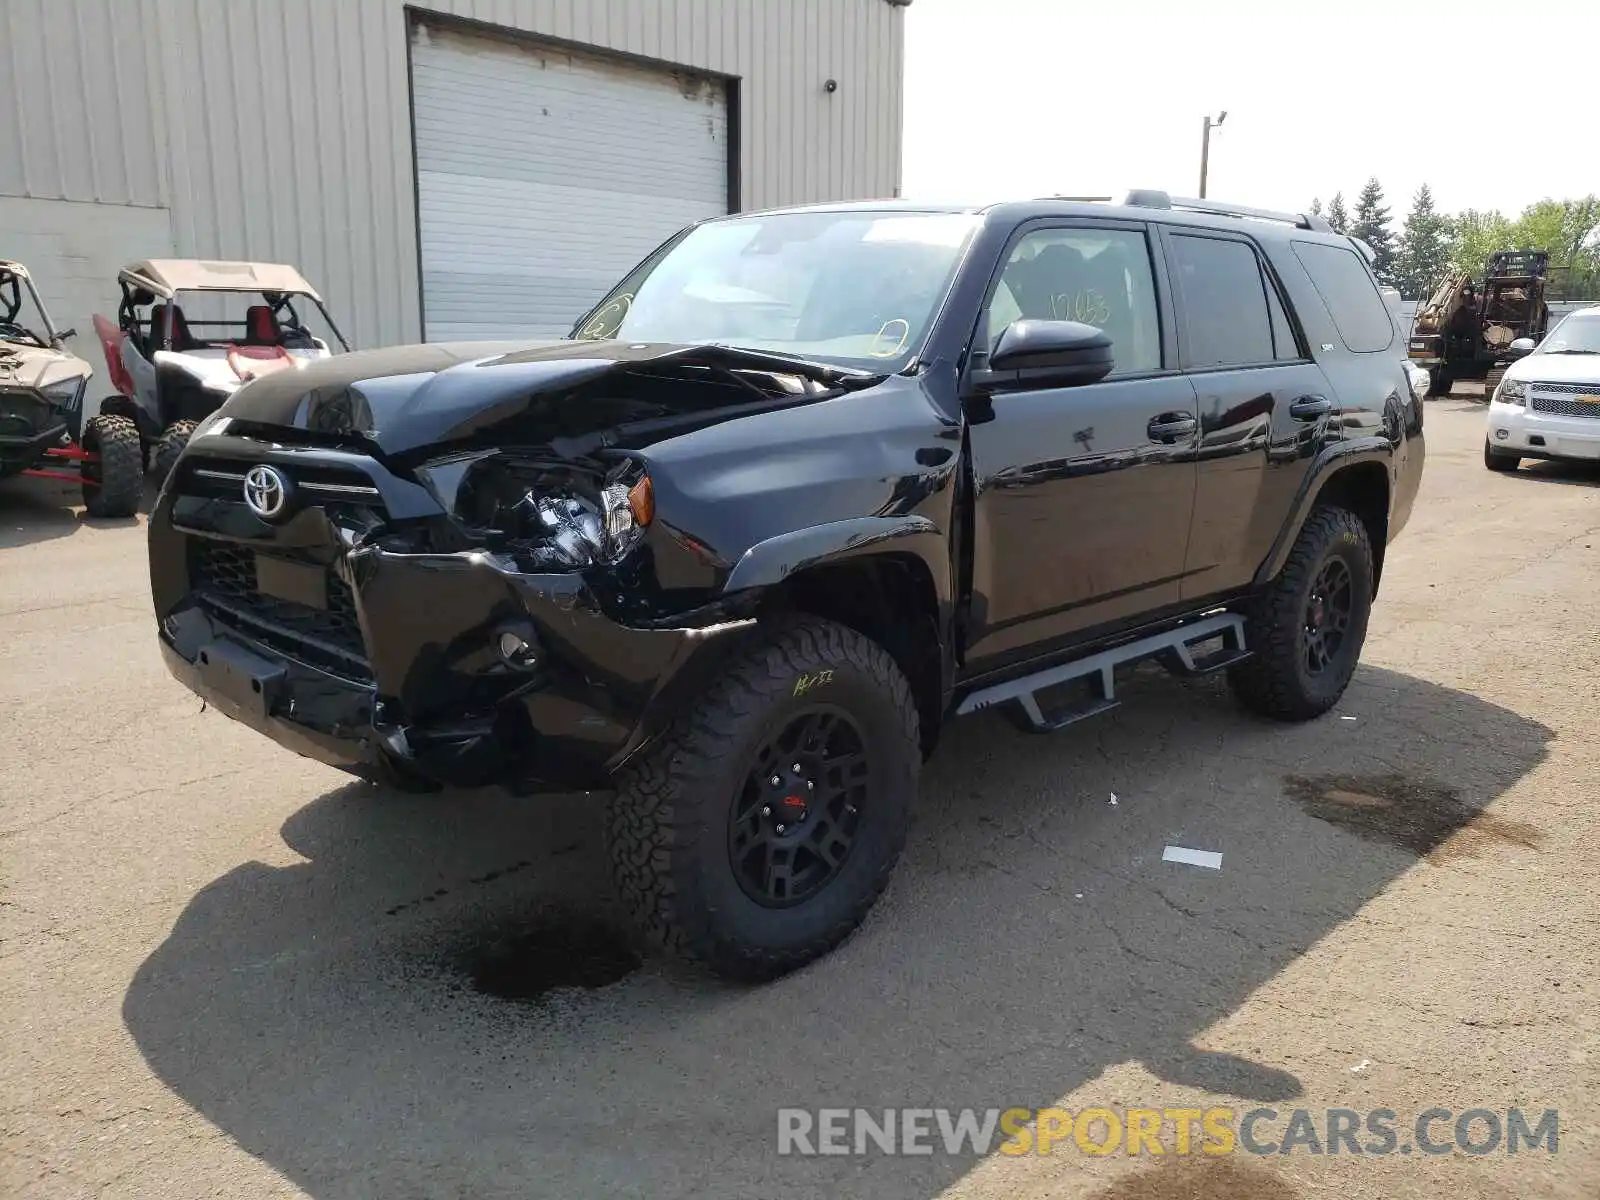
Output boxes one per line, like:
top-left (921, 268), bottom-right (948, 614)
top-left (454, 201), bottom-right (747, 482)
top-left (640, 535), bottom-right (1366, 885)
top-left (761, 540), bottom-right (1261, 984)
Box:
top-left (1485, 306), bottom-right (1600, 471)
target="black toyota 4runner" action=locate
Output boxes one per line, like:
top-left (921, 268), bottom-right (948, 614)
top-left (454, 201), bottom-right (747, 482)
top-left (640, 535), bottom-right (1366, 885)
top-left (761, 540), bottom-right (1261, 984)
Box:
top-left (149, 192), bottom-right (1425, 979)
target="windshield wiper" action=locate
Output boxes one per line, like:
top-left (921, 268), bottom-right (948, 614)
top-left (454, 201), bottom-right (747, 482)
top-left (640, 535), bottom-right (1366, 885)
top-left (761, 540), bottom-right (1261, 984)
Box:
top-left (1540, 349), bottom-right (1598, 355)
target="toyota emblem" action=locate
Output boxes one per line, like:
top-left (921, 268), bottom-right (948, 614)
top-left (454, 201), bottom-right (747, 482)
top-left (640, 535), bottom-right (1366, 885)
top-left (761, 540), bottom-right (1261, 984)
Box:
top-left (243, 465), bottom-right (290, 519)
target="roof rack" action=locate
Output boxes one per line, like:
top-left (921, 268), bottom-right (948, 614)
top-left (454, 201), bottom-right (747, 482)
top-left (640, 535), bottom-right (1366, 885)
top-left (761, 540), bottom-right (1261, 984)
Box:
top-left (1122, 190), bottom-right (1334, 233)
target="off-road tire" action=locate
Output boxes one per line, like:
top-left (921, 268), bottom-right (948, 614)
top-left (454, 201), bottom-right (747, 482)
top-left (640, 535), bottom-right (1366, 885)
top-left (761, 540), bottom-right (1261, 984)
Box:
top-left (1426, 366), bottom-right (1452, 397)
top-left (606, 617), bottom-right (919, 981)
top-left (151, 419), bottom-right (198, 483)
top-left (80, 414), bottom-right (143, 518)
top-left (1484, 440), bottom-right (1520, 472)
top-left (1227, 505), bottom-right (1374, 722)
top-left (1484, 365), bottom-right (1508, 395)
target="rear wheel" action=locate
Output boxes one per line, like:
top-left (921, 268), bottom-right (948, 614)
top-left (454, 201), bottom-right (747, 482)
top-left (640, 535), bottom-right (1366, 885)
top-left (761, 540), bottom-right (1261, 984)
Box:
top-left (1427, 366), bottom-right (1453, 396)
top-left (1484, 440), bottom-right (1520, 472)
top-left (151, 419), bottom-right (198, 483)
top-left (80, 415), bottom-right (143, 518)
top-left (1228, 505), bottom-right (1374, 722)
top-left (606, 618), bottom-right (919, 981)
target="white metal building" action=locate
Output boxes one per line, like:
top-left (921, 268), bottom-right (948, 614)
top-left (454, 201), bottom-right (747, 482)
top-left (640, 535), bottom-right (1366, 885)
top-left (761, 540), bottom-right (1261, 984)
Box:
top-left (1, 0), bottom-right (909, 350)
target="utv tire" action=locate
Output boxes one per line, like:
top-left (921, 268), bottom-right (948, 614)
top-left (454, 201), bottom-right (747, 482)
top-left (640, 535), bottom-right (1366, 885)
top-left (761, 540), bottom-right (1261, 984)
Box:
top-left (1227, 505), bottom-right (1374, 722)
top-left (80, 414), bottom-right (143, 518)
top-left (1484, 441), bottom-right (1520, 472)
top-left (1427, 367), bottom-right (1453, 397)
top-left (606, 618), bottom-right (919, 981)
top-left (152, 419), bottom-right (198, 483)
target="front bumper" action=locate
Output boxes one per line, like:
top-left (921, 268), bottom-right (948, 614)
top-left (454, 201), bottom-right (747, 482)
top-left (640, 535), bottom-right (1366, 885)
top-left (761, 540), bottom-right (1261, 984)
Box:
top-left (1487, 399), bottom-right (1600, 461)
top-left (0, 387), bottom-right (69, 473)
top-left (150, 446), bottom-right (754, 791)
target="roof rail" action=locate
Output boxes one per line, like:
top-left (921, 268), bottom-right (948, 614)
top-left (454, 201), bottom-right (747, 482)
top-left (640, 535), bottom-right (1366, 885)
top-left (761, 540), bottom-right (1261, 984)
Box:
top-left (1123, 190), bottom-right (1333, 233)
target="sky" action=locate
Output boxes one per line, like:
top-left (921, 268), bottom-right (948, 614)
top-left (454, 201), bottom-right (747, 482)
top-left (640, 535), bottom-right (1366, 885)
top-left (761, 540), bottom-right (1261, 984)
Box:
top-left (901, 0), bottom-right (1597, 227)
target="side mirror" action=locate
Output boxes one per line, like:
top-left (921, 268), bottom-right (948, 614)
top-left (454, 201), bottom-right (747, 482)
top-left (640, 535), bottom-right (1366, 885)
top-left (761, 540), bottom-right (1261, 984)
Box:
top-left (53, 327), bottom-right (77, 344)
top-left (976, 319), bottom-right (1115, 391)
top-left (1506, 337), bottom-right (1536, 359)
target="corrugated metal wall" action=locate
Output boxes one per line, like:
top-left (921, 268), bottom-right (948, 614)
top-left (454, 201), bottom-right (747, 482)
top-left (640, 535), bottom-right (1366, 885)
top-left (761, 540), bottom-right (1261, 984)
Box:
top-left (0, 0), bottom-right (906, 350)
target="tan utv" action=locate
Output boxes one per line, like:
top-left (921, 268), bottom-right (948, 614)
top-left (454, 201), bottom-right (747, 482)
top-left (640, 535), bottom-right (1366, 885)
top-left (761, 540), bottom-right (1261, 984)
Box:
top-left (91, 259), bottom-right (350, 481)
top-left (0, 259), bottom-right (143, 517)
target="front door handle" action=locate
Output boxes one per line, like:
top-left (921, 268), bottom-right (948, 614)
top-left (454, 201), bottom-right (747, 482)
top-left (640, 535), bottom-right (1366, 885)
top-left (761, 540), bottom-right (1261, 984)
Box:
top-left (1289, 394), bottom-right (1333, 419)
top-left (1147, 413), bottom-right (1197, 443)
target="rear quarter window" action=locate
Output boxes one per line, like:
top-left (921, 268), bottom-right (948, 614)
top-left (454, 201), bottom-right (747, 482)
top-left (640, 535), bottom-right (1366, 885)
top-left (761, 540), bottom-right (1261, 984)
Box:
top-left (1291, 241), bottom-right (1395, 354)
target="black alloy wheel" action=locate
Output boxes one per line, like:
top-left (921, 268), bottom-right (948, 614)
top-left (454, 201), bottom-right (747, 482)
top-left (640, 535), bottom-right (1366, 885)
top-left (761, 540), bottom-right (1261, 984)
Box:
top-left (606, 617), bottom-right (919, 981)
top-left (1226, 504), bottom-right (1374, 721)
top-left (1302, 557), bottom-right (1353, 677)
top-left (729, 708), bottom-right (871, 907)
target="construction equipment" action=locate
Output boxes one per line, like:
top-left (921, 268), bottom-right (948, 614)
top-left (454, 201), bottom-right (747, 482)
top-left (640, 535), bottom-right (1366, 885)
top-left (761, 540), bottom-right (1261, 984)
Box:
top-left (1407, 250), bottom-right (1551, 395)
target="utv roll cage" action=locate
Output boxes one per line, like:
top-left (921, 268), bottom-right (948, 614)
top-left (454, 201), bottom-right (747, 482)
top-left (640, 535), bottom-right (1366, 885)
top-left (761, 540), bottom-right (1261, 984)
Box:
top-left (114, 259), bottom-right (350, 355)
top-left (0, 260), bottom-right (65, 347)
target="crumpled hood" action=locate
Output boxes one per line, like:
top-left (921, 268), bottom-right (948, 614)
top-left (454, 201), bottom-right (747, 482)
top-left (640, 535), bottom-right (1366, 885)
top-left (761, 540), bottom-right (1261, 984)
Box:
top-left (0, 342), bottom-right (94, 393)
top-left (212, 338), bottom-right (851, 458)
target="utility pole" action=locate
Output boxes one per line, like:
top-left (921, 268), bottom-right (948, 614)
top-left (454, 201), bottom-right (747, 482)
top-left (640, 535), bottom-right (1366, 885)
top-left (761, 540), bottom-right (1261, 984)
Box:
top-left (1199, 111), bottom-right (1227, 198)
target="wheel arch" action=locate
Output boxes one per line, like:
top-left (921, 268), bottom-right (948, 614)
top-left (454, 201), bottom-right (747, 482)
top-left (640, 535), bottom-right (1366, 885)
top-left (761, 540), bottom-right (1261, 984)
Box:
top-left (94, 392), bottom-right (159, 441)
top-left (1258, 449), bottom-right (1392, 594)
top-left (753, 549), bottom-right (949, 758)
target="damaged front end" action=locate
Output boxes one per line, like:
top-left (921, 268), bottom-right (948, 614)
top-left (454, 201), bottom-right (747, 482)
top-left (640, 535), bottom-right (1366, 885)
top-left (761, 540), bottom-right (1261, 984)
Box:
top-left (148, 340), bottom-right (862, 791)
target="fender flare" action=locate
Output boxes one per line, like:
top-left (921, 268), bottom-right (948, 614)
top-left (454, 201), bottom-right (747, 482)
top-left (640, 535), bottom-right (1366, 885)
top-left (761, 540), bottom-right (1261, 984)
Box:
top-left (722, 514), bottom-right (949, 601)
top-left (1254, 438), bottom-right (1393, 586)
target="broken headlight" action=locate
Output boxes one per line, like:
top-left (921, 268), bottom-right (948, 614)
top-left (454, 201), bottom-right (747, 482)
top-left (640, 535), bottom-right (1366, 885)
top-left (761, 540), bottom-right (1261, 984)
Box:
top-left (423, 452), bottom-right (653, 570)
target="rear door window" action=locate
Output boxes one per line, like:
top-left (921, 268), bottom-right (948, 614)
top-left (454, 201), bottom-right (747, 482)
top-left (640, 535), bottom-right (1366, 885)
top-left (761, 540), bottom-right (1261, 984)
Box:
top-left (1168, 234), bottom-right (1276, 368)
top-left (1291, 241), bottom-right (1396, 353)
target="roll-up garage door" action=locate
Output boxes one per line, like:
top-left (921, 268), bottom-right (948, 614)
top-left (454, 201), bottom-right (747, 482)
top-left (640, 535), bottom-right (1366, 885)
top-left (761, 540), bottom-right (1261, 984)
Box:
top-left (409, 21), bottom-right (730, 342)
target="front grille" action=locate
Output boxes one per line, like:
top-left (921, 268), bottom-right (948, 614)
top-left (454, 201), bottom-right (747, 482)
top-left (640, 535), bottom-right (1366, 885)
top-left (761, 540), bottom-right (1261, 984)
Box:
top-left (178, 457), bottom-right (385, 511)
top-left (1529, 381), bottom-right (1600, 395)
top-left (0, 388), bottom-right (53, 438)
top-left (188, 538), bottom-right (371, 681)
top-left (1531, 396), bottom-right (1600, 419)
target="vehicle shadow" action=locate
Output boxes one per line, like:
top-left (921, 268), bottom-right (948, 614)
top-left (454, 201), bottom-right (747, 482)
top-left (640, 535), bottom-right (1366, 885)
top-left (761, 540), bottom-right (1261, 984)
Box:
top-left (123, 664), bottom-right (1552, 1200)
top-left (1511, 459), bottom-right (1600, 488)
top-left (0, 476), bottom-right (155, 548)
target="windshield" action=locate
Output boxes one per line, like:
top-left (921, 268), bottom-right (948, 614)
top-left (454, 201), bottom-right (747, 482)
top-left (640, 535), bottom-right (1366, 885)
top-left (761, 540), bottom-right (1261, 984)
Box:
top-left (1535, 312), bottom-right (1600, 356)
top-left (570, 210), bottom-right (981, 370)
top-left (0, 270), bottom-right (53, 347)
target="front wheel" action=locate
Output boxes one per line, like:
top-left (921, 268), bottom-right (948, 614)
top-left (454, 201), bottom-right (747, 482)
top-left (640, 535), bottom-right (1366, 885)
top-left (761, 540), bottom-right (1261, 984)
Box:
top-left (1228, 505), bottom-right (1374, 722)
top-left (80, 415), bottom-right (144, 518)
top-left (1484, 440), bottom-right (1520, 472)
top-left (606, 618), bottom-right (919, 981)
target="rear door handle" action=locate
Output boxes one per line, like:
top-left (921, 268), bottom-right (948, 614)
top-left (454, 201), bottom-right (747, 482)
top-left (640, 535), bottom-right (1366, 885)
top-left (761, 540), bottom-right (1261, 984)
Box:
top-left (1147, 413), bottom-right (1197, 443)
top-left (1289, 394), bottom-right (1333, 419)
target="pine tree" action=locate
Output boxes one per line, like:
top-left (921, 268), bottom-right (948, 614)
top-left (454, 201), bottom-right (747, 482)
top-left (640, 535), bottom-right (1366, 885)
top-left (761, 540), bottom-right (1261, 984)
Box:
top-left (1310, 198), bottom-right (1323, 218)
top-left (1326, 192), bottom-right (1350, 235)
top-left (1394, 184), bottom-right (1453, 299)
top-left (1350, 177), bottom-right (1397, 285)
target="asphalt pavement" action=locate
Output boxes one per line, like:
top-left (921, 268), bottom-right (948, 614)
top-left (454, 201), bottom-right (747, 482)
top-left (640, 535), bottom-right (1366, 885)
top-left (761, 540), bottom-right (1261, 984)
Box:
top-left (2, 401), bottom-right (1596, 1199)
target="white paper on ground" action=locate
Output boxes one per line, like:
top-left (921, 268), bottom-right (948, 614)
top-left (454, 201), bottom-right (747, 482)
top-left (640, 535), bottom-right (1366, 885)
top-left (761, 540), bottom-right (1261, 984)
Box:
top-left (1162, 845), bottom-right (1223, 870)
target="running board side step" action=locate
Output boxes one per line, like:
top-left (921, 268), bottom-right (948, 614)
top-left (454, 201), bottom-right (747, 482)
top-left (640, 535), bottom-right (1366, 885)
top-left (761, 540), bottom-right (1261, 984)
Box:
top-left (955, 613), bottom-right (1249, 734)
